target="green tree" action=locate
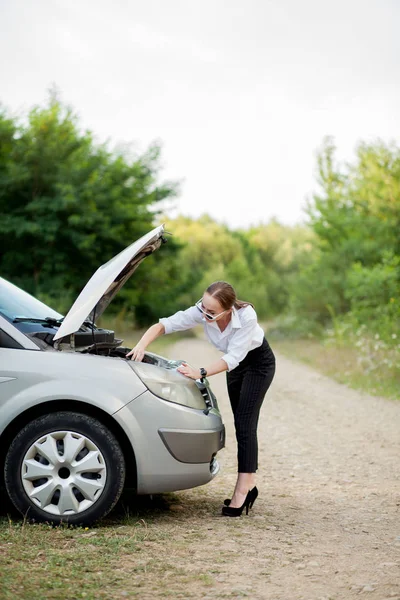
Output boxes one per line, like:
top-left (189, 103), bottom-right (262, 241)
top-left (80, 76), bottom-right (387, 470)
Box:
top-left (0, 94), bottom-right (180, 322)
top-left (162, 215), bottom-right (313, 320)
top-left (291, 136), bottom-right (400, 339)
top-left (245, 219), bottom-right (316, 316)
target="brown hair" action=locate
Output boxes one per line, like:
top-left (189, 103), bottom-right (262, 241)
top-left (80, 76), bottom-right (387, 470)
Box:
top-left (205, 281), bottom-right (254, 311)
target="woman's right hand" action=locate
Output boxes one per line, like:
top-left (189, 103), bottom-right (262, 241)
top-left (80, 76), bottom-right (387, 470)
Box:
top-left (126, 344), bottom-right (146, 361)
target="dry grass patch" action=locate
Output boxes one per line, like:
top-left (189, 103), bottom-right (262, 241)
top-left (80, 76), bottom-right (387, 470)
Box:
top-left (0, 517), bottom-right (150, 599)
top-left (0, 489), bottom-right (276, 599)
top-left (271, 338), bottom-right (400, 400)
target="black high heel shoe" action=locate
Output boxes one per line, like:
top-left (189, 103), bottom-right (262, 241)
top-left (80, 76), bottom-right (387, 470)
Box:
top-left (223, 486), bottom-right (258, 508)
top-left (222, 490), bottom-right (251, 517)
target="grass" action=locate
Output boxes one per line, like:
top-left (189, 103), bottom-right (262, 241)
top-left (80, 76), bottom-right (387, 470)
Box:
top-left (0, 491), bottom-right (263, 599)
top-left (0, 516), bottom-right (150, 599)
top-left (270, 337), bottom-right (400, 400)
top-left (0, 497), bottom-right (178, 599)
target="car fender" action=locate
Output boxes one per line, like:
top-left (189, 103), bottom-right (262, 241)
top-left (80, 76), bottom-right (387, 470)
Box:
top-left (0, 374), bottom-right (147, 436)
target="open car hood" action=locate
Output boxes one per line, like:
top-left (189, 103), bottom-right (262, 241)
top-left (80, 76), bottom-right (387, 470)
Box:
top-left (53, 225), bottom-right (166, 341)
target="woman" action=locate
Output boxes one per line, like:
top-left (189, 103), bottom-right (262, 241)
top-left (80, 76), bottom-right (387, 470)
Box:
top-left (126, 281), bottom-right (276, 517)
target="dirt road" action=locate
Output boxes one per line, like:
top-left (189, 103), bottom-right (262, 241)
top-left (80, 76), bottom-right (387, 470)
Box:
top-left (146, 337), bottom-right (400, 600)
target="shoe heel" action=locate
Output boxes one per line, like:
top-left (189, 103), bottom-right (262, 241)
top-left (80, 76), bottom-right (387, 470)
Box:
top-left (248, 486), bottom-right (258, 511)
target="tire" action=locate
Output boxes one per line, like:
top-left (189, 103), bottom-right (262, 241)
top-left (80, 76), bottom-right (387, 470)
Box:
top-left (4, 412), bottom-right (126, 526)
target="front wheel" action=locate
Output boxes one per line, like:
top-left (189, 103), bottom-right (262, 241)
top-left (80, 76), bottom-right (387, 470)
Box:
top-left (4, 412), bottom-right (126, 525)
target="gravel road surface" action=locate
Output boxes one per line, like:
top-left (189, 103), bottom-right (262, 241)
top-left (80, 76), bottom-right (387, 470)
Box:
top-left (157, 337), bottom-right (400, 600)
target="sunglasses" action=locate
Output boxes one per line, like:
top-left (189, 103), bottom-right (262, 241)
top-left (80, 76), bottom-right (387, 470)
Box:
top-left (195, 298), bottom-right (227, 321)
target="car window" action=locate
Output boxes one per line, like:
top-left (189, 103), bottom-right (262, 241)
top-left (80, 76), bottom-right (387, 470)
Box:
top-left (0, 329), bottom-right (24, 349)
top-left (0, 278), bottom-right (63, 321)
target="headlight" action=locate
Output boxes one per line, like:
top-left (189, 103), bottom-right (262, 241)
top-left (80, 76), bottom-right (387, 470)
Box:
top-left (129, 362), bottom-right (206, 410)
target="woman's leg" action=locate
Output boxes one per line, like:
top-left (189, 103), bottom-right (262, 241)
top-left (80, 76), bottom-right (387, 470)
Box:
top-left (230, 473), bottom-right (256, 507)
top-left (229, 364), bottom-right (275, 508)
top-left (226, 369), bottom-right (250, 506)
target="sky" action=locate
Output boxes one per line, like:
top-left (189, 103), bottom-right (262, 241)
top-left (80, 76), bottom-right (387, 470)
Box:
top-left (1, 0), bottom-right (399, 229)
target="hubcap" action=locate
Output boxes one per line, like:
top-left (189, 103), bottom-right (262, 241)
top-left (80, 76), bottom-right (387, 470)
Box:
top-left (21, 430), bottom-right (107, 516)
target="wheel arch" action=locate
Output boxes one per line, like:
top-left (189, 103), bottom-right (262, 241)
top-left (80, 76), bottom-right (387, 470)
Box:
top-left (0, 400), bottom-right (137, 491)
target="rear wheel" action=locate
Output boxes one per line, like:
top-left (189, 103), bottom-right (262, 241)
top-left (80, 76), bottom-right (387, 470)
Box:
top-left (4, 412), bottom-right (126, 525)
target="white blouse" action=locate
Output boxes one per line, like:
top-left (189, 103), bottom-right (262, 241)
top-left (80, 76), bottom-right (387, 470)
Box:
top-left (159, 304), bottom-right (264, 371)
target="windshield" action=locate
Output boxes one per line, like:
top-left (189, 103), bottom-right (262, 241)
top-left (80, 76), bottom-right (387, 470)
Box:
top-left (0, 278), bottom-right (63, 322)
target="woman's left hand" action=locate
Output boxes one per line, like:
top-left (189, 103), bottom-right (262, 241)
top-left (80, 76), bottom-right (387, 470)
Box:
top-left (177, 362), bottom-right (200, 380)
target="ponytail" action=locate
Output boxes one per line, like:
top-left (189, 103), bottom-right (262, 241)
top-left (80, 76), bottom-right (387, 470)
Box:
top-left (234, 299), bottom-right (254, 310)
top-left (206, 281), bottom-right (254, 311)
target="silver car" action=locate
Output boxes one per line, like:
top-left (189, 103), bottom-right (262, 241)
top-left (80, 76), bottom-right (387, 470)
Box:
top-left (0, 225), bottom-right (225, 525)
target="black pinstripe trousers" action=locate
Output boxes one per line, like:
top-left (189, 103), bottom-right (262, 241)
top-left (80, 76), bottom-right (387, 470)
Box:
top-left (226, 338), bottom-right (276, 473)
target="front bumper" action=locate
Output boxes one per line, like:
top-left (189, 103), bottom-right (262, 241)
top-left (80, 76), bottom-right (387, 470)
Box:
top-left (159, 426), bottom-right (225, 463)
top-left (113, 389), bottom-right (225, 494)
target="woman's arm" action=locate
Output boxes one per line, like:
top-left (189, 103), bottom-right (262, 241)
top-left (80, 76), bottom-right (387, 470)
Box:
top-left (126, 322), bottom-right (165, 361)
top-left (177, 358), bottom-right (228, 380)
top-left (127, 305), bottom-right (203, 362)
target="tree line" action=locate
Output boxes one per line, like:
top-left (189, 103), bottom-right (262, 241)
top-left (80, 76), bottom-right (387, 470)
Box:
top-left (1, 97), bottom-right (398, 350)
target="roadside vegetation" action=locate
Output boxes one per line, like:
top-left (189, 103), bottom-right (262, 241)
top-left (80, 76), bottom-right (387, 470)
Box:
top-left (1, 93), bottom-right (399, 398)
top-left (0, 493), bottom-right (224, 600)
